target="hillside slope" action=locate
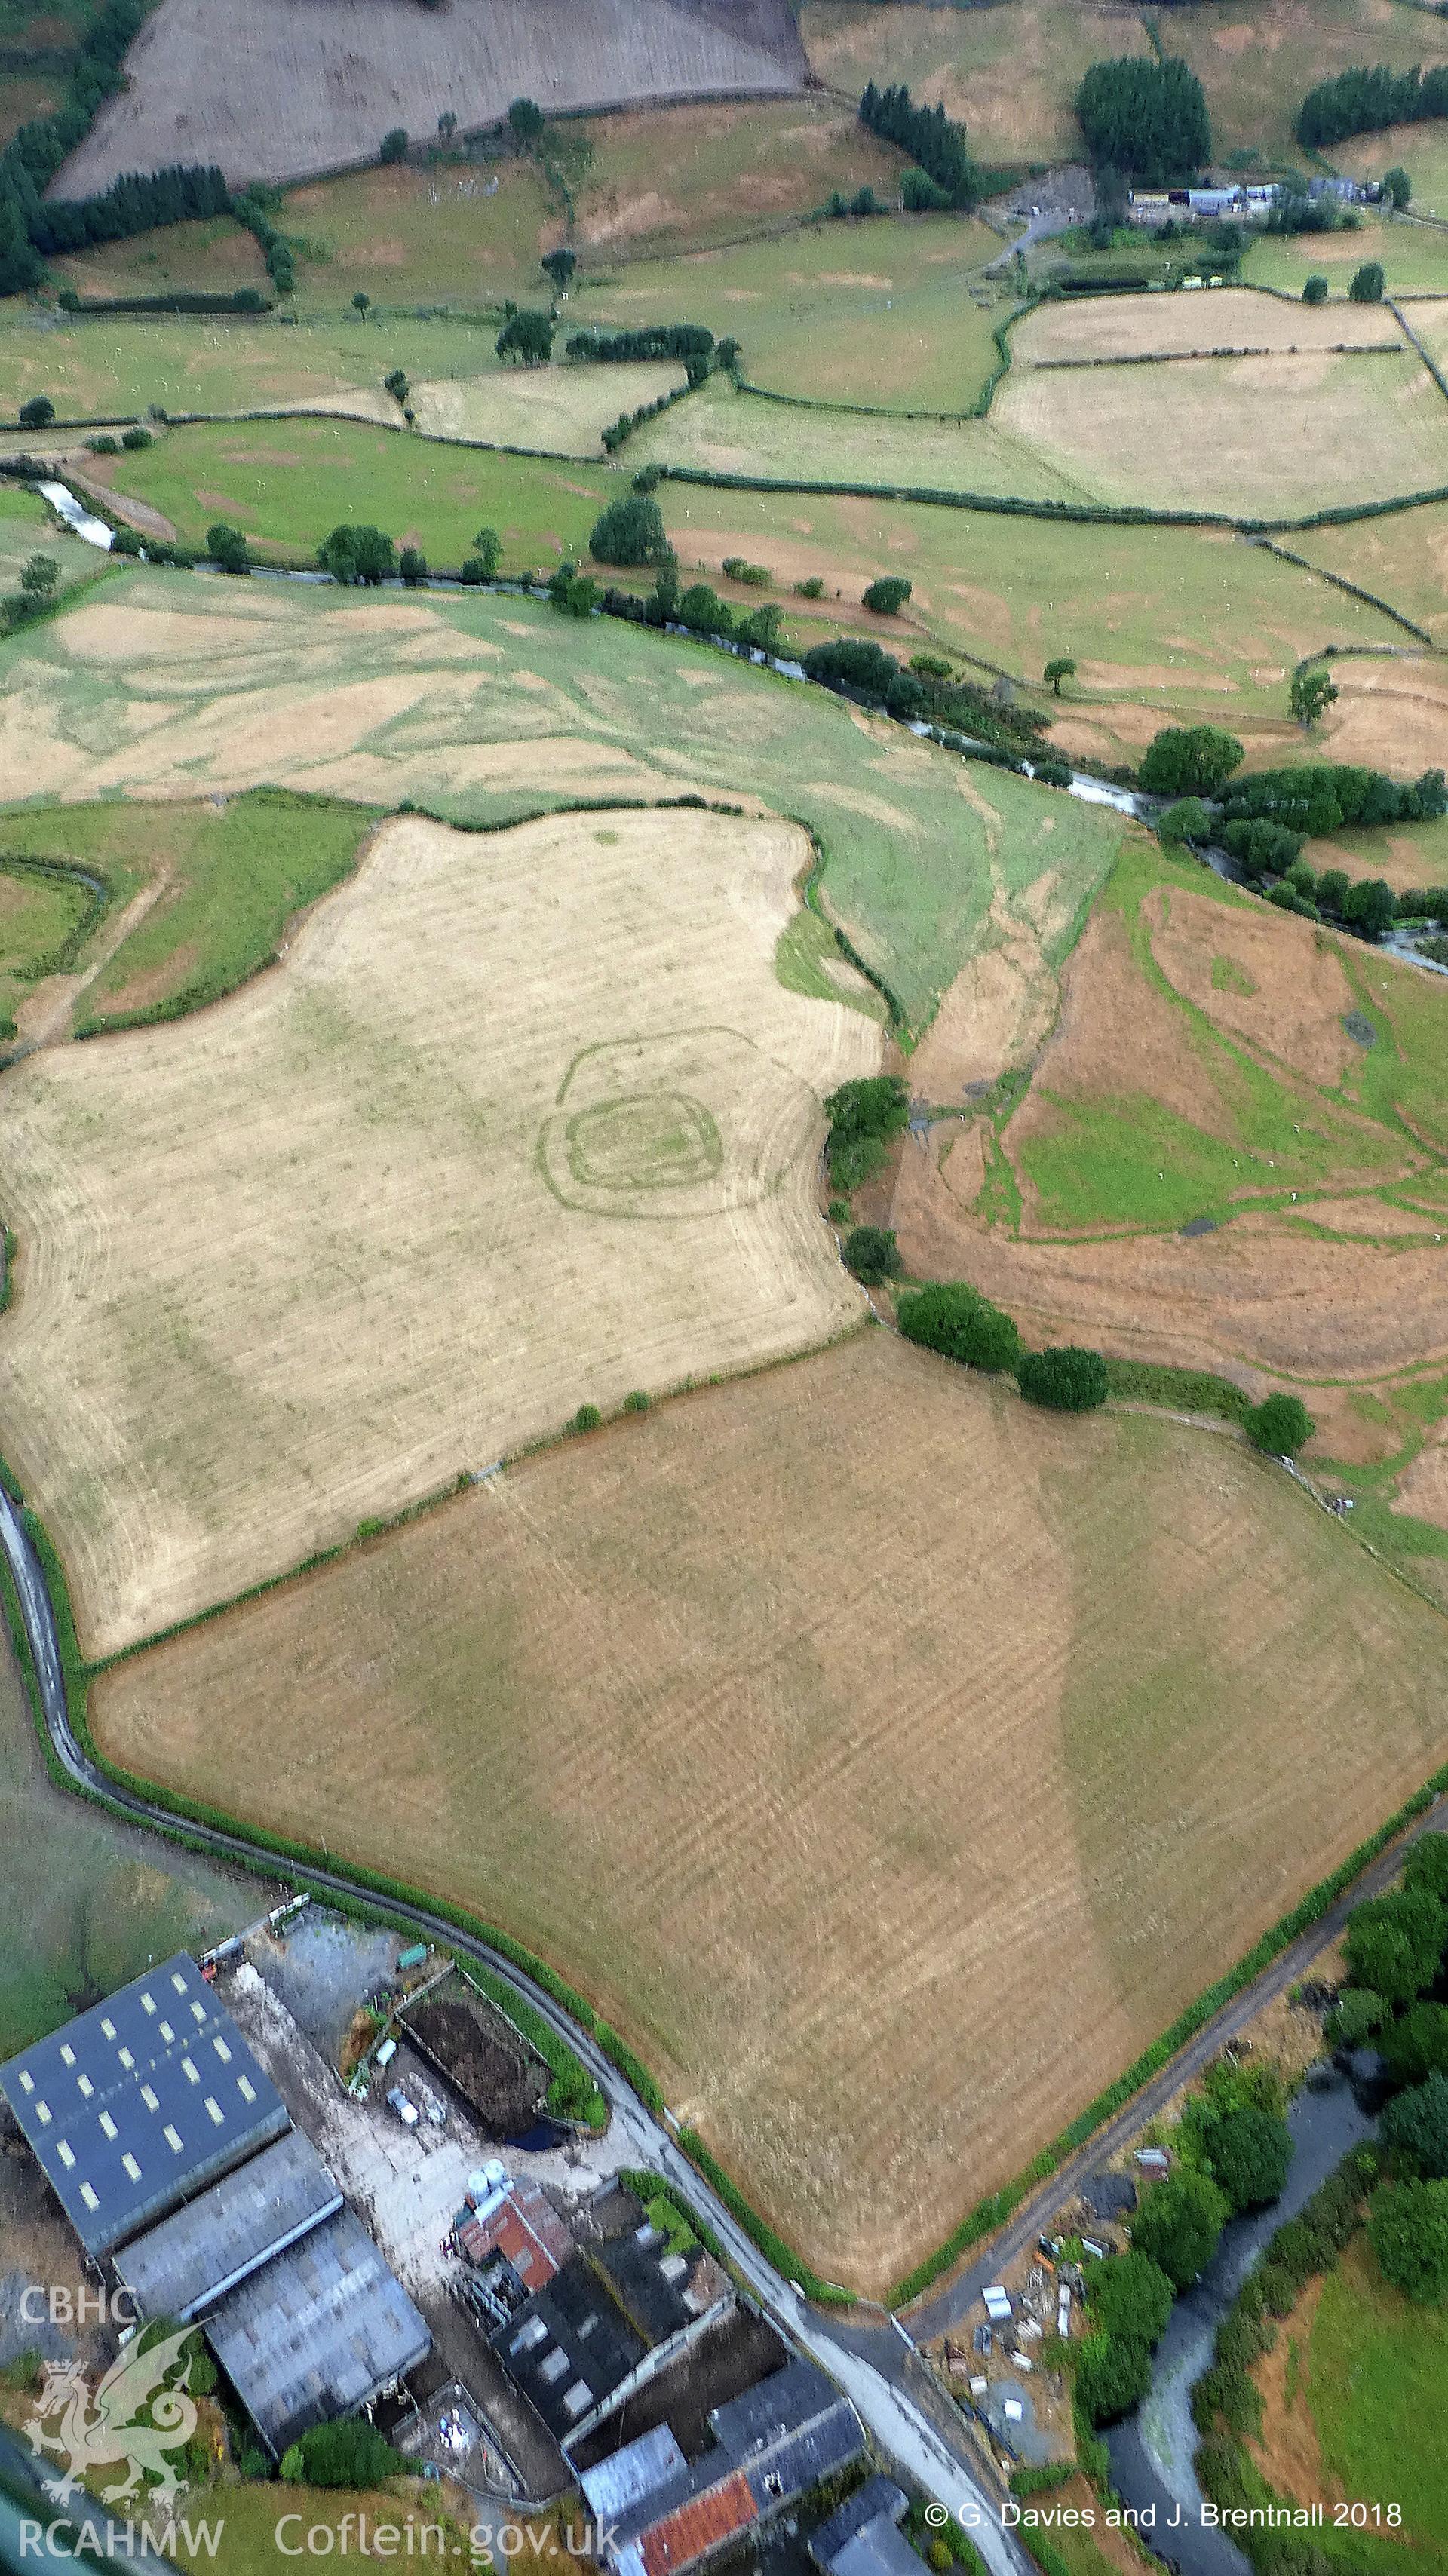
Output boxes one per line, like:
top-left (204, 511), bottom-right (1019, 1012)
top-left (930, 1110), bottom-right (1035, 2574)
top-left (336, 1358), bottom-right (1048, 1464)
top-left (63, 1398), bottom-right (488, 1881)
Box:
top-left (51, 0), bottom-right (808, 196)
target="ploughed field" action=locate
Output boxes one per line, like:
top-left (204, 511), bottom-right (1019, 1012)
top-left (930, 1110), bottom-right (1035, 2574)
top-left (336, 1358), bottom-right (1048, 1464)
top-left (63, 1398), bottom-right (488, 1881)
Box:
top-left (0, 805), bottom-right (876, 1654)
top-left (90, 1329), bottom-right (1448, 2295)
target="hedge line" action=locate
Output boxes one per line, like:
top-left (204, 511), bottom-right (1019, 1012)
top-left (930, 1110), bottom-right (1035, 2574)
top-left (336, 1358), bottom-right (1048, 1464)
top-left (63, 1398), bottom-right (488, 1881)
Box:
top-left (1030, 342), bottom-right (1402, 368)
top-left (673, 2124), bottom-right (852, 2304)
top-left (1250, 535), bottom-right (1434, 644)
top-left (56, 289), bottom-right (272, 316)
top-left (0, 850), bottom-right (110, 980)
top-left (891, 1766), bottom-right (1448, 2304)
top-left (1389, 298), bottom-right (1448, 409)
top-left (1101, 1357), bottom-right (1252, 1426)
top-left (649, 460), bottom-right (1448, 535)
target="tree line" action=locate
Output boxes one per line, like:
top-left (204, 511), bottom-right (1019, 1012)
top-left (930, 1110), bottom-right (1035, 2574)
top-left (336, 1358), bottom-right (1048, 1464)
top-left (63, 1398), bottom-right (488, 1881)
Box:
top-left (1297, 62), bottom-right (1448, 149)
top-left (566, 324), bottom-right (716, 362)
top-left (857, 81), bottom-right (983, 209)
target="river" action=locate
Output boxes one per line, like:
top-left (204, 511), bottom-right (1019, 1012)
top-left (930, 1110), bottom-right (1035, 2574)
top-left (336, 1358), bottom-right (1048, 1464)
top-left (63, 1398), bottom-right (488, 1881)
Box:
top-left (1105, 2067), bottom-right (1376, 2576)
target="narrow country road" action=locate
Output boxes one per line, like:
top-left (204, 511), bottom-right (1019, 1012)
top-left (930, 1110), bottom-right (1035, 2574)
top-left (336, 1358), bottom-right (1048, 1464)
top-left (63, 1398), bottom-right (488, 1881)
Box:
top-left (0, 1482), bottom-right (1030, 2576)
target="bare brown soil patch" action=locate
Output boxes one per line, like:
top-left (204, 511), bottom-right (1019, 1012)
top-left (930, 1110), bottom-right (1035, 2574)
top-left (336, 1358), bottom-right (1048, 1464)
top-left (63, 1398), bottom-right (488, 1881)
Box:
top-left (1249, 2271), bottom-right (1339, 2514)
top-left (891, 1148), bottom-right (1448, 1386)
top-left (1148, 887), bottom-right (1358, 1087)
top-left (90, 1329), bottom-right (1448, 2293)
top-left (1395, 1430), bottom-right (1448, 1534)
top-left (1319, 657), bottom-right (1448, 777)
top-left (0, 809), bottom-right (876, 1655)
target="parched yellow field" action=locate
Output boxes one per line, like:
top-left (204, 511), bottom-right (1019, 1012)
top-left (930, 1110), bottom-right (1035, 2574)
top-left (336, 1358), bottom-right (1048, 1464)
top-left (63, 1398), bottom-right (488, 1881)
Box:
top-left (90, 1331), bottom-right (1448, 2294)
top-left (995, 350), bottom-right (1448, 517)
top-left (1012, 289), bottom-right (1409, 366)
top-left (410, 360), bottom-right (687, 455)
top-left (642, 370), bottom-right (1092, 500)
top-left (0, 809), bottom-right (877, 1655)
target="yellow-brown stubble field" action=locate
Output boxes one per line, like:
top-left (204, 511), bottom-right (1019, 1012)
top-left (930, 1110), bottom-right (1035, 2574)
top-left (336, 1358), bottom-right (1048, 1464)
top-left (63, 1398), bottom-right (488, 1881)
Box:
top-left (0, 809), bottom-right (877, 1656)
top-left (91, 1330), bottom-right (1448, 2294)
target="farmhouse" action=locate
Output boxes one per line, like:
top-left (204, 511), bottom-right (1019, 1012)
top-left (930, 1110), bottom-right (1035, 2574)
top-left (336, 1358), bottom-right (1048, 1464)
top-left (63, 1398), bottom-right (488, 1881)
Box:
top-left (0, 1952), bottom-right (432, 2460)
top-left (492, 2222), bottom-right (735, 2446)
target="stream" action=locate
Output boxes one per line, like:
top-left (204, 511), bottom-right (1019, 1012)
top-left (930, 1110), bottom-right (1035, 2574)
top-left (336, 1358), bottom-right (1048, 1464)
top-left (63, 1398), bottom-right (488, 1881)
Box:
top-left (1105, 2067), bottom-right (1376, 2576)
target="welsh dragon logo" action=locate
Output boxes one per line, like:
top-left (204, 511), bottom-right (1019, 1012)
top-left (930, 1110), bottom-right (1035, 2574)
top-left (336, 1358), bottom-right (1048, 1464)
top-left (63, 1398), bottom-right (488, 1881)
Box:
top-left (25, 2327), bottom-right (199, 2506)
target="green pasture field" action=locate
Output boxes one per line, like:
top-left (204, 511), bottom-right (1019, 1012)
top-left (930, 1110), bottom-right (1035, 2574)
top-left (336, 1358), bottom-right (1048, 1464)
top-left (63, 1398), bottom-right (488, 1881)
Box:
top-left (1241, 217), bottom-right (1448, 297)
top-left (0, 791), bottom-right (379, 1034)
top-left (1009, 836), bottom-right (1448, 1234)
top-left (0, 1621), bottom-right (249, 2059)
top-left (102, 417), bottom-right (612, 563)
top-left (560, 96), bottom-right (903, 260)
top-left (659, 477), bottom-right (1410, 728)
top-left (1308, 2239), bottom-right (1448, 2564)
top-left (566, 213), bottom-right (1007, 412)
top-left (799, 0), bottom-right (1147, 164)
top-left (50, 211), bottom-right (273, 303)
top-left (0, 305), bottom-right (511, 425)
top-left (1338, 125), bottom-right (1448, 223)
top-left (636, 367), bottom-right (1091, 498)
top-left (0, 861), bottom-right (90, 1036)
top-left (0, 567), bottom-right (1125, 1034)
top-left (1293, 498), bottom-right (1448, 645)
top-left (0, 478), bottom-right (109, 599)
top-left (1157, 0), bottom-right (1446, 166)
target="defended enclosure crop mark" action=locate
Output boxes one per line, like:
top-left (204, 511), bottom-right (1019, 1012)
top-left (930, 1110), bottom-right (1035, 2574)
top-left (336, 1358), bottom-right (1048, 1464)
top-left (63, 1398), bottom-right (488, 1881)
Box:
top-left (539, 1031), bottom-right (805, 1219)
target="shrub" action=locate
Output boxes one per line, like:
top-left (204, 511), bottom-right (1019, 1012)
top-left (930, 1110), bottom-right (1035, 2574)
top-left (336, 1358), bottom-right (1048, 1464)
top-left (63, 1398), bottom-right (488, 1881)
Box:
top-left (508, 97), bottom-right (545, 146)
top-left (573, 1403), bottom-right (601, 1433)
top-left (1404, 1837), bottom-right (1448, 1906)
top-left (824, 1073), bottom-right (909, 1188)
top-left (1341, 875), bottom-right (1397, 939)
top-left (897, 1281), bottom-right (1020, 1375)
top-left (677, 581), bottom-right (731, 636)
top-left (1043, 655), bottom-right (1075, 695)
top-left (1350, 260), bottom-right (1386, 303)
top-left (1345, 1887), bottom-right (1448, 2007)
top-left (297, 2419), bottom-right (401, 2488)
top-left (1381, 2072), bottom-right (1448, 2178)
top-left (633, 463), bottom-right (664, 494)
top-left (1380, 2004), bottom-right (1448, 2087)
top-left (1326, 1987), bottom-right (1388, 2047)
top-left (206, 522), bottom-right (250, 576)
top-left (1074, 2330), bottom-right (1152, 2424)
top-left (111, 525), bottom-right (143, 556)
top-left (843, 1225), bottom-right (900, 1285)
top-left (1140, 725), bottom-right (1244, 798)
top-left (1383, 165), bottom-right (1412, 210)
top-left (589, 493), bottom-right (673, 568)
top-left (1243, 1391), bottom-right (1312, 1455)
top-left (859, 79), bottom-right (982, 208)
top-left (318, 523), bottom-right (395, 586)
top-left (380, 126), bottom-right (408, 164)
top-left (623, 1389), bottom-right (649, 1414)
top-left (279, 2445), bottom-right (305, 2483)
top-left (722, 557), bottom-right (770, 587)
top-left (87, 432), bottom-right (120, 454)
top-left (120, 423), bottom-right (152, 450)
top-left (1302, 274), bottom-right (1329, 304)
top-left (496, 308), bottom-right (554, 366)
top-left (1158, 796), bottom-right (1212, 843)
top-left (384, 366), bottom-right (410, 403)
top-left (398, 546), bottom-right (427, 585)
top-left (470, 526), bottom-right (502, 581)
top-left (1130, 2168), bottom-right (1229, 2288)
top-left (863, 575), bottom-right (912, 615)
top-left (1016, 1346), bottom-right (1109, 1412)
top-left (1369, 2177), bottom-right (1448, 2302)
top-left (1205, 2108), bottom-right (1293, 2213)
top-left (795, 575), bottom-right (825, 599)
top-left (902, 167), bottom-right (952, 213)
top-left (1084, 2250), bottom-right (1175, 2348)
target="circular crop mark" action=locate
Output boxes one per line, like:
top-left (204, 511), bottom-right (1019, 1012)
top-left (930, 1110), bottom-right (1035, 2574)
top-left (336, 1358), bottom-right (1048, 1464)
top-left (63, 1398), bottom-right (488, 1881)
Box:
top-left (566, 1091), bottom-right (723, 1193)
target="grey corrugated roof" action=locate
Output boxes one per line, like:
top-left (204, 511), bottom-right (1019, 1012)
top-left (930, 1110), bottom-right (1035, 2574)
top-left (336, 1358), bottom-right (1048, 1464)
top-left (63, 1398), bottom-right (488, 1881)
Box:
top-left (204, 2206), bottom-right (431, 2458)
top-left (709, 2359), bottom-right (848, 2461)
top-left (115, 2131), bottom-right (342, 2323)
top-left (581, 2424), bottom-right (689, 2524)
top-left (811, 2479), bottom-right (916, 2576)
top-left (0, 1955), bottom-right (289, 2259)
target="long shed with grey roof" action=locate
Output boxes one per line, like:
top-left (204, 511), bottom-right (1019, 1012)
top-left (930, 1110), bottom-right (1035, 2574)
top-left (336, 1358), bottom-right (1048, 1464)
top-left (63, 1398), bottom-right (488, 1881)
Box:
top-left (204, 2205), bottom-right (431, 2458)
top-left (115, 2130), bottom-right (342, 2323)
top-left (0, 1954), bottom-right (289, 2259)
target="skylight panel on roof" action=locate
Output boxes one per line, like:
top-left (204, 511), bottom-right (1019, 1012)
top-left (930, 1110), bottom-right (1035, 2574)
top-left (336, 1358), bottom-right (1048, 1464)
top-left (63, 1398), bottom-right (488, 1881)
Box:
top-left (140, 1995), bottom-right (156, 2015)
top-left (171, 1973), bottom-right (187, 1994)
top-left (213, 2038), bottom-right (231, 2064)
top-left (60, 2044), bottom-right (75, 2067)
top-left (140, 2085), bottom-right (159, 2111)
top-left (118, 2048), bottom-right (133, 2070)
top-left (191, 2002), bottom-right (206, 2022)
top-left (77, 2075), bottom-right (93, 2098)
top-left (79, 2184), bottom-right (99, 2213)
top-left (182, 2059), bottom-right (198, 2083)
top-left (164, 2126), bottom-right (183, 2152)
top-left (158, 2022), bottom-right (175, 2043)
top-left (99, 2113), bottom-right (118, 2141)
top-left (57, 2142), bottom-right (75, 2170)
top-left (204, 2096), bottom-right (224, 2126)
top-left (238, 2076), bottom-right (256, 2103)
top-left (35, 2102), bottom-right (51, 2125)
top-left (100, 2019), bottom-right (115, 2040)
top-left (122, 2153), bottom-right (142, 2182)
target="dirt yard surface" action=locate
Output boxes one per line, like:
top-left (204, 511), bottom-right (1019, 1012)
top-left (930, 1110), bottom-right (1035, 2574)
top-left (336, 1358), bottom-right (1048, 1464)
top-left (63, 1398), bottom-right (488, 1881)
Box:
top-left (0, 808), bottom-right (876, 1654)
top-left (1012, 290), bottom-right (1407, 366)
top-left (995, 350), bottom-right (1448, 518)
top-left (410, 359), bottom-right (686, 455)
top-left (90, 1331), bottom-right (1448, 2295)
top-left (405, 1983), bottom-right (547, 2134)
top-left (51, 0), bottom-right (807, 195)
